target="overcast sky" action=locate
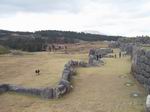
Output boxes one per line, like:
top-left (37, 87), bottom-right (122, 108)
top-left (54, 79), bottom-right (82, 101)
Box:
top-left (0, 0), bottom-right (150, 36)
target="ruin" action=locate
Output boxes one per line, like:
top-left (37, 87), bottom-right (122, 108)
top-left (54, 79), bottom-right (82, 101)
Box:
top-left (88, 48), bottom-right (113, 66)
top-left (0, 47), bottom-right (112, 99)
top-left (0, 60), bottom-right (88, 99)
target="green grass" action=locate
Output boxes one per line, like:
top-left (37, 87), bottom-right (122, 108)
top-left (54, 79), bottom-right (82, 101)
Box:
top-left (140, 44), bottom-right (150, 51)
top-left (0, 45), bottom-right (10, 54)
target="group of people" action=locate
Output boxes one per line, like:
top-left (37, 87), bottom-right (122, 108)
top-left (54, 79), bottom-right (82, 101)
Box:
top-left (115, 51), bottom-right (125, 58)
top-left (109, 52), bottom-right (124, 59)
top-left (47, 44), bottom-right (67, 52)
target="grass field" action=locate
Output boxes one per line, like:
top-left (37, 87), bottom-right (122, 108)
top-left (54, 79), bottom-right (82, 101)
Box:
top-left (0, 42), bottom-right (147, 112)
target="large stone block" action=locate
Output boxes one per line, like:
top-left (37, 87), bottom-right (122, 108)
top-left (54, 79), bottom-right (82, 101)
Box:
top-left (0, 84), bottom-right (9, 94)
top-left (40, 88), bottom-right (53, 99)
top-left (142, 70), bottom-right (150, 78)
top-left (146, 51), bottom-right (150, 59)
top-left (147, 78), bottom-right (150, 86)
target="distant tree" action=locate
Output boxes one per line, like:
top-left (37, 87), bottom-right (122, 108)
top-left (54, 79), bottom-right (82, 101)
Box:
top-left (0, 30), bottom-right (123, 52)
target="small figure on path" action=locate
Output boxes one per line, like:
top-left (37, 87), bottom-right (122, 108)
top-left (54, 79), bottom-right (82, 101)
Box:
top-left (119, 52), bottom-right (122, 58)
top-left (64, 45), bottom-right (68, 54)
top-left (96, 55), bottom-right (99, 60)
top-left (35, 69), bottom-right (40, 75)
top-left (114, 54), bottom-right (117, 58)
top-left (49, 46), bottom-right (52, 52)
top-left (52, 44), bottom-right (55, 52)
top-left (99, 55), bottom-right (102, 59)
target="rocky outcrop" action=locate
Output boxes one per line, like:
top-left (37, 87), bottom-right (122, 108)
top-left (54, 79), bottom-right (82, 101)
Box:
top-left (88, 48), bottom-right (113, 66)
top-left (0, 60), bottom-right (87, 99)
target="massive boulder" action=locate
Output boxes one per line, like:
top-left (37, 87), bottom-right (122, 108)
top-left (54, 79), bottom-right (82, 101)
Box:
top-left (0, 84), bottom-right (9, 94)
top-left (88, 48), bottom-right (112, 66)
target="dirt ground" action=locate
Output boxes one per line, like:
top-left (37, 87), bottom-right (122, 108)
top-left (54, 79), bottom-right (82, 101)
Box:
top-left (0, 45), bottom-right (147, 112)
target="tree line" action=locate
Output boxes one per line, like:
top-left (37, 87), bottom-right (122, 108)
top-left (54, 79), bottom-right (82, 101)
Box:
top-left (0, 30), bottom-right (123, 52)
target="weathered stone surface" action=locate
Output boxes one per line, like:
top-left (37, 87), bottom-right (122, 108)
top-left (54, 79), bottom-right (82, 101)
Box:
top-left (147, 79), bottom-right (150, 86)
top-left (62, 70), bottom-right (72, 81)
top-left (146, 51), bottom-right (150, 59)
top-left (9, 85), bottom-right (42, 96)
top-left (59, 79), bottom-right (71, 90)
top-left (0, 84), bottom-right (9, 94)
top-left (78, 61), bottom-right (88, 67)
top-left (131, 46), bottom-right (150, 95)
top-left (146, 95), bottom-right (150, 112)
top-left (88, 48), bottom-right (112, 66)
top-left (40, 88), bottom-right (53, 99)
top-left (120, 43), bottom-right (134, 55)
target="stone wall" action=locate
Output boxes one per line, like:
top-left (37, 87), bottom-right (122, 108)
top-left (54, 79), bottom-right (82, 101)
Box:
top-left (131, 47), bottom-right (150, 92)
top-left (0, 60), bottom-right (87, 99)
top-left (118, 37), bottom-right (150, 55)
top-left (108, 41), bottom-right (119, 48)
top-left (118, 37), bottom-right (150, 45)
top-left (119, 42), bottom-right (150, 111)
top-left (120, 43), bottom-right (134, 55)
top-left (88, 48), bottom-right (113, 66)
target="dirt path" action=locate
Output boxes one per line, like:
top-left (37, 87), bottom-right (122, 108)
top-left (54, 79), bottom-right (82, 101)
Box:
top-left (55, 55), bottom-right (146, 112)
top-left (0, 52), bottom-right (146, 112)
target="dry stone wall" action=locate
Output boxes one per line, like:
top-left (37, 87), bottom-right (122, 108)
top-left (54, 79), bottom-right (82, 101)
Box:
top-left (0, 48), bottom-right (112, 99)
top-left (131, 47), bottom-right (150, 92)
top-left (118, 37), bottom-right (150, 55)
top-left (118, 40), bottom-right (150, 112)
top-left (0, 60), bottom-right (87, 99)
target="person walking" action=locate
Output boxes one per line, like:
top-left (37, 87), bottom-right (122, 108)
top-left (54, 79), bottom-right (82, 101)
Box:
top-left (119, 52), bottom-right (122, 58)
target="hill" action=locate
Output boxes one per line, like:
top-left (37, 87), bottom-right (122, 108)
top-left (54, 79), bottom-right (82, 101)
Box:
top-left (0, 30), bottom-right (124, 52)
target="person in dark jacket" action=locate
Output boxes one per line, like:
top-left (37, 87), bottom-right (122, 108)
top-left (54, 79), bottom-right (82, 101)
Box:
top-left (35, 69), bottom-right (40, 75)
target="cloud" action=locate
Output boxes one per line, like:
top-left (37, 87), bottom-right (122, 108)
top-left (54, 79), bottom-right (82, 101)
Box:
top-left (0, 0), bottom-right (84, 14)
top-left (0, 0), bottom-right (150, 36)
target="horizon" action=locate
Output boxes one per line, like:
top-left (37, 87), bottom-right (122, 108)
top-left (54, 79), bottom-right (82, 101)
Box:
top-left (0, 0), bottom-right (150, 37)
top-left (0, 28), bottom-right (133, 37)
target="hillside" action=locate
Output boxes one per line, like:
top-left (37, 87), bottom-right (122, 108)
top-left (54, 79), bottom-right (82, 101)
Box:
top-left (0, 30), bottom-right (123, 52)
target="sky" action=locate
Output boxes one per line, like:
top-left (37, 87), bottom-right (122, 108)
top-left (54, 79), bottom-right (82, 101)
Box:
top-left (0, 0), bottom-right (150, 36)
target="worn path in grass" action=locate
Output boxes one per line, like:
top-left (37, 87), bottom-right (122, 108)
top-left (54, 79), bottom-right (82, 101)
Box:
top-left (0, 51), bottom-right (146, 112)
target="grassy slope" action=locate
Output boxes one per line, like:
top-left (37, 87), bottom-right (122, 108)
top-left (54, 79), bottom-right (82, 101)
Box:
top-left (0, 48), bottom-right (146, 112)
top-left (0, 45), bottom-right (10, 54)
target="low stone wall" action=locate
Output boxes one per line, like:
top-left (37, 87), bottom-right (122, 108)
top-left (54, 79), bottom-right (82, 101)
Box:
top-left (0, 48), bottom-right (111, 99)
top-left (88, 48), bottom-right (113, 66)
top-left (0, 60), bottom-right (87, 99)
